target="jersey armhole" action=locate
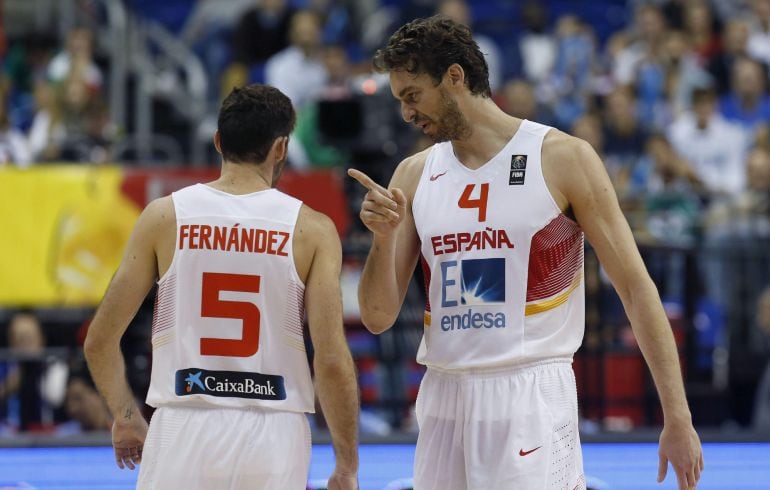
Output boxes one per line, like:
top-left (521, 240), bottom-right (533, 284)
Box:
top-left (157, 194), bottom-right (180, 286)
top-left (411, 148), bottom-right (435, 230)
top-left (533, 127), bottom-right (570, 221)
top-left (287, 200), bottom-right (306, 290)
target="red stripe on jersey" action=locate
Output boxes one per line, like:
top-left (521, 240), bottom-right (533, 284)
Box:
top-left (420, 254), bottom-right (432, 313)
top-left (152, 273), bottom-right (177, 336)
top-left (526, 214), bottom-right (583, 302)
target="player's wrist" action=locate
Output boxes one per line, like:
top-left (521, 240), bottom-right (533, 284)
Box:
top-left (333, 460), bottom-right (359, 476)
top-left (663, 409), bottom-right (693, 428)
top-left (371, 232), bottom-right (397, 247)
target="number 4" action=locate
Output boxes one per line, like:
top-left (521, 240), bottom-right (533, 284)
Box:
top-left (200, 272), bottom-right (261, 357)
top-left (458, 183), bottom-right (489, 222)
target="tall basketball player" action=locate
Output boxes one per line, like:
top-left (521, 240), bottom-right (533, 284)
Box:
top-left (350, 16), bottom-right (703, 490)
top-left (85, 85), bottom-right (359, 490)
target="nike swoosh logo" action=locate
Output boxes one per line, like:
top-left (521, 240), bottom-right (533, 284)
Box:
top-left (519, 446), bottom-right (542, 456)
top-left (430, 171), bottom-right (447, 181)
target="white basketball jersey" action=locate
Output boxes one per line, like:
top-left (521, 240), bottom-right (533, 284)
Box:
top-left (145, 184), bottom-right (314, 413)
top-left (412, 120), bottom-right (585, 371)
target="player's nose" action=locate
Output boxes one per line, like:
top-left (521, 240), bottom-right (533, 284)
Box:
top-left (401, 102), bottom-right (416, 123)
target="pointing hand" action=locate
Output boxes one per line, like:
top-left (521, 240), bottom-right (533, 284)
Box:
top-left (348, 169), bottom-right (406, 238)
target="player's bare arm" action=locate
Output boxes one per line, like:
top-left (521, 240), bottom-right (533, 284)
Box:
top-left (296, 205), bottom-right (360, 489)
top-left (542, 132), bottom-right (704, 490)
top-left (348, 150), bottom-right (426, 333)
top-left (84, 196), bottom-right (175, 470)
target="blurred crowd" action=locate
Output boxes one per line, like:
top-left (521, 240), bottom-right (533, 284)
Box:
top-left (2, 0), bottom-right (770, 434)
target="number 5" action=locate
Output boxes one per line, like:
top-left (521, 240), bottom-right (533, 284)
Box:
top-left (200, 272), bottom-right (261, 357)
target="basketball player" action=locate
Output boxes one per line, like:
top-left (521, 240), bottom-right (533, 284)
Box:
top-left (349, 16), bottom-right (703, 490)
top-left (84, 85), bottom-right (359, 490)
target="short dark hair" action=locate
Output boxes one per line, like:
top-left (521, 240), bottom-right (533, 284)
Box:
top-left (691, 86), bottom-right (716, 105)
top-left (217, 84), bottom-right (296, 164)
top-left (373, 15), bottom-right (491, 98)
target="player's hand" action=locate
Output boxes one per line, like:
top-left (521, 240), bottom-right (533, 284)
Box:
top-left (327, 469), bottom-right (358, 490)
top-left (112, 410), bottom-right (148, 470)
top-left (657, 421), bottom-right (704, 489)
top-left (348, 169), bottom-right (406, 238)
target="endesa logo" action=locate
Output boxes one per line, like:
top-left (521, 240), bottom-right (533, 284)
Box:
top-left (175, 368), bottom-right (286, 400)
top-left (439, 258), bottom-right (507, 331)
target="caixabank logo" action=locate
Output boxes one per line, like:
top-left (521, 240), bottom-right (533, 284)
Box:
top-left (175, 368), bottom-right (286, 400)
top-left (438, 258), bottom-right (506, 331)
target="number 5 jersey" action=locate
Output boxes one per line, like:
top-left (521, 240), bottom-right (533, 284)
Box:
top-left (145, 184), bottom-right (314, 413)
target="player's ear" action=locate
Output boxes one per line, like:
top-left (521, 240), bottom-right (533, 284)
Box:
top-left (445, 63), bottom-right (466, 90)
top-left (213, 130), bottom-right (222, 155)
top-left (271, 136), bottom-right (289, 163)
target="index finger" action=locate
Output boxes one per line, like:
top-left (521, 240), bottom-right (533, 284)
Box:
top-left (348, 168), bottom-right (385, 193)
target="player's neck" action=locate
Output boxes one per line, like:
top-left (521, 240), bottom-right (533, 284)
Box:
top-left (211, 161), bottom-right (275, 194)
top-left (450, 98), bottom-right (521, 169)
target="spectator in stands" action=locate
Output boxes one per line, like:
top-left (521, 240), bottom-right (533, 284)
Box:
top-left (47, 28), bottom-right (102, 90)
top-left (635, 30), bottom-right (714, 127)
top-left (708, 18), bottom-right (751, 95)
top-left (627, 134), bottom-right (704, 245)
top-left (706, 146), bottom-right (770, 238)
top-left (546, 15), bottom-right (597, 127)
top-left (499, 78), bottom-right (555, 127)
top-left (720, 56), bottom-right (770, 133)
top-left (56, 63), bottom-right (111, 162)
top-left (437, 0), bottom-right (502, 92)
top-left (63, 375), bottom-right (112, 432)
top-left (179, 0), bottom-right (254, 103)
top-left (669, 87), bottom-right (748, 196)
top-left (0, 92), bottom-right (32, 166)
top-left (221, 0), bottom-right (295, 96)
top-left (266, 10), bottom-right (328, 110)
top-left (683, 0), bottom-right (722, 64)
top-left (613, 4), bottom-right (668, 86)
top-left (0, 313), bottom-right (47, 431)
top-left (1, 34), bottom-right (56, 131)
top-left (747, 0), bottom-right (770, 68)
top-left (290, 43), bottom-right (353, 168)
top-left (27, 80), bottom-right (64, 162)
top-left (515, 1), bottom-right (556, 83)
top-left (601, 86), bottom-right (649, 170)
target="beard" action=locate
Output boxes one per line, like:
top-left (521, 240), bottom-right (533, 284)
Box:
top-left (418, 88), bottom-right (472, 143)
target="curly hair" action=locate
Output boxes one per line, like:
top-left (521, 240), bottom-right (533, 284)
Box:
top-left (373, 15), bottom-right (491, 98)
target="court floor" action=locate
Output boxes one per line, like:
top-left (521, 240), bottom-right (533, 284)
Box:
top-left (0, 442), bottom-right (767, 489)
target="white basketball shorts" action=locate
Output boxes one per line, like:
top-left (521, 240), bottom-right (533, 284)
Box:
top-left (137, 405), bottom-right (311, 490)
top-left (414, 360), bottom-right (585, 490)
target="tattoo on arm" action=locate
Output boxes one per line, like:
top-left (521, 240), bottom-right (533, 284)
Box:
top-left (123, 407), bottom-right (132, 420)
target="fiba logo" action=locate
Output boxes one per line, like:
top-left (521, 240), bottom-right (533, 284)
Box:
top-left (510, 155), bottom-right (527, 185)
top-left (511, 155), bottom-right (527, 170)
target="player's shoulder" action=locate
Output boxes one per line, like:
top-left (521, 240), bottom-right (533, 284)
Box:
top-left (296, 204), bottom-right (339, 244)
top-left (397, 146), bottom-right (432, 176)
top-left (542, 128), bottom-right (595, 164)
top-left (140, 196), bottom-right (175, 224)
top-left (392, 146), bottom-right (433, 195)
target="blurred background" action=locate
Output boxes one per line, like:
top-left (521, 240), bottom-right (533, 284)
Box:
top-left (1, 0), bottom-right (770, 482)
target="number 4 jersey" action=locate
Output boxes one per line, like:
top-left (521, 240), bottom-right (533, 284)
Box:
top-left (413, 120), bottom-right (585, 371)
top-left (145, 184), bottom-right (314, 413)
